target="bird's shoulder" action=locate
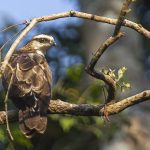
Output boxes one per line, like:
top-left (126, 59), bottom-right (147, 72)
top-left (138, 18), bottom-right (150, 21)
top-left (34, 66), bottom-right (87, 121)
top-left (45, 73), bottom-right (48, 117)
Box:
top-left (3, 51), bottom-right (52, 96)
top-left (9, 51), bottom-right (46, 71)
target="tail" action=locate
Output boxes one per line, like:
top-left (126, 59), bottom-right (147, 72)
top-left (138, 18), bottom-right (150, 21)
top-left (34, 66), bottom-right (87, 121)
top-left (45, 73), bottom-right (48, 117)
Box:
top-left (19, 108), bottom-right (47, 138)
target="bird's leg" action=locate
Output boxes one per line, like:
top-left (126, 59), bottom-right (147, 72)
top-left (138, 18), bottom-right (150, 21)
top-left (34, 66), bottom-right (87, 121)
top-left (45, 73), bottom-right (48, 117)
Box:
top-left (101, 99), bottom-right (116, 122)
top-left (102, 104), bottom-right (110, 121)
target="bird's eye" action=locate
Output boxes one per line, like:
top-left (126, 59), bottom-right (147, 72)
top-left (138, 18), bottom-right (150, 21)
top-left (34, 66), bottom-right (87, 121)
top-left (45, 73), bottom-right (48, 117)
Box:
top-left (40, 38), bottom-right (45, 43)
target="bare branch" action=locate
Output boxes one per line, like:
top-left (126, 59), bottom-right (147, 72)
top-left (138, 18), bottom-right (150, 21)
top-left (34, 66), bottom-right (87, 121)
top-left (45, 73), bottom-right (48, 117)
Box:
top-left (1, 10), bottom-right (150, 73)
top-left (0, 90), bottom-right (149, 124)
top-left (86, 0), bottom-right (132, 106)
top-left (113, 0), bottom-right (132, 36)
top-left (36, 11), bottom-right (150, 39)
top-left (85, 32), bottom-right (124, 103)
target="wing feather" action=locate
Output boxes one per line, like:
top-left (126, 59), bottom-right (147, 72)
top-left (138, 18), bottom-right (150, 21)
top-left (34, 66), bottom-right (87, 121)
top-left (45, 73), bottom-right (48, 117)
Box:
top-left (2, 51), bottom-right (52, 107)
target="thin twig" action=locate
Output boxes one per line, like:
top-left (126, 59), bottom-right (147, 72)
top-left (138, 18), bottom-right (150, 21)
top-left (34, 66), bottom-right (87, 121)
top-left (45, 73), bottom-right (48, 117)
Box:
top-left (4, 73), bottom-right (14, 141)
top-left (0, 26), bottom-right (26, 53)
top-left (102, 86), bottom-right (107, 103)
top-left (1, 19), bottom-right (37, 73)
top-left (0, 23), bottom-right (24, 33)
top-left (113, 0), bottom-right (132, 36)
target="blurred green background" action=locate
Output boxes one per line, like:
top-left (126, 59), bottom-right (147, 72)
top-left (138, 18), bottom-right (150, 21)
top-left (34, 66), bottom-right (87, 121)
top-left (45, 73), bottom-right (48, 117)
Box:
top-left (0, 0), bottom-right (150, 150)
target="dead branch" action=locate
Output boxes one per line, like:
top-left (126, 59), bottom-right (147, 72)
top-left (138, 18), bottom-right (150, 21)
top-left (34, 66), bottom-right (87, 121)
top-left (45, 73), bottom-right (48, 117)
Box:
top-left (0, 90), bottom-right (149, 124)
top-left (85, 0), bottom-right (132, 104)
top-left (85, 32), bottom-right (124, 103)
top-left (1, 9), bottom-right (150, 73)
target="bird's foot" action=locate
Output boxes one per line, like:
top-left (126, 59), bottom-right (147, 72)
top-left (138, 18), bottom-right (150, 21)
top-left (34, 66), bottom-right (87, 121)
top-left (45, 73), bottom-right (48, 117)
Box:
top-left (100, 100), bottom-right (116, 122)
top-left (101, 104), bottom-right (110, 122)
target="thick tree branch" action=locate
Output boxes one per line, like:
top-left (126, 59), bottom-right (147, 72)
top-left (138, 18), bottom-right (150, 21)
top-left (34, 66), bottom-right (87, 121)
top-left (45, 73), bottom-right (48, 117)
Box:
top-left (0, 90), bottom-right (149, 124)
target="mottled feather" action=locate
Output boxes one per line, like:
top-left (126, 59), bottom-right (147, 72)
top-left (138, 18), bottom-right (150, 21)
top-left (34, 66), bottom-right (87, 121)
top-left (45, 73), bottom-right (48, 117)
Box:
top-left (2, 51), bottom-right (52, 137)
top-left (2, 34), bottom-right (55, 138)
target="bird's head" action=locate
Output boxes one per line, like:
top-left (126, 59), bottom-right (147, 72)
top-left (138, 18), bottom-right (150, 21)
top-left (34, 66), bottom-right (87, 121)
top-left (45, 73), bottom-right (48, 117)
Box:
top-left (21, 34), bottom-right (56, 55)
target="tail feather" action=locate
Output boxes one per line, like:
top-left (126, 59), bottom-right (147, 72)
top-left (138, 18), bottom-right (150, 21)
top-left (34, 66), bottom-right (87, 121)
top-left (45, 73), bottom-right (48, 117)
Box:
top-left (19, 121), bottom-right (36, 138)
top-left (24, 115), bottom-right (40, 129)
top-left (36, 117), bottom-right (47, 133)
top-left (19, 108), bottom-right (47, 138)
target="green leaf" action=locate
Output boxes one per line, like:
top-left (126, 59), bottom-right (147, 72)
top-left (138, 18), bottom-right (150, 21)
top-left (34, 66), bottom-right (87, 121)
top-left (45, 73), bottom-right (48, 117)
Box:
top-left (108, 69), bottom-right (116, 79)
top-left (117, 66), bottom-right (127, 81)
top-left (101, 68), bottom-right (116, 79)
top-left (123, 82), bottom-right (131, 89)
top-left (59, 117), bottom-right (76, 132)
top-left (121, 86), bottom-right (125, 92)
top-left (0, 129), bottom-right (5, 140)
top-left (11, 127), bottom-right (33, 149)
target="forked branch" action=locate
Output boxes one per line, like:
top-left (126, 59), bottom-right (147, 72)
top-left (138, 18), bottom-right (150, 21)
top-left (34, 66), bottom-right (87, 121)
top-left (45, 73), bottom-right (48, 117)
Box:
top-left (0, 90), bottom-right (149, 124)
top-left (85, 0), bottom-right (132, 104)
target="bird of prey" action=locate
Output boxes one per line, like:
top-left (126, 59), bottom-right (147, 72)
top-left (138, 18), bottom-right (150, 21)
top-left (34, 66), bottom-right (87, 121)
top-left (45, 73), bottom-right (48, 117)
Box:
top-left (2, 34), bottom-right (56, 138)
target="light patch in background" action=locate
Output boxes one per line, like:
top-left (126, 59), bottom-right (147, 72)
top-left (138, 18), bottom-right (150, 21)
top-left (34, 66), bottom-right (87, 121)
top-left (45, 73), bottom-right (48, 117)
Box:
top-left (0, 0), bottom-right (79, 21)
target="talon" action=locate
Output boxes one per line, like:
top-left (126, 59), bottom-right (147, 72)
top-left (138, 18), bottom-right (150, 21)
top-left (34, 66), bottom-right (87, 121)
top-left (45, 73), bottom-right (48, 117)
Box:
top-left (101, 104), bottom-right (110, 122)
top-left (101, 100), bottom-right (116, 122)
top-left (100, 104), bottom-right (110, 122)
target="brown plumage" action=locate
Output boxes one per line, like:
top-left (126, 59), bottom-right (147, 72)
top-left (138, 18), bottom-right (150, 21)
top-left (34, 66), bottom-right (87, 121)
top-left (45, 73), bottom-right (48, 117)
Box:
top-left (2, 34), bottom-right (56, 138)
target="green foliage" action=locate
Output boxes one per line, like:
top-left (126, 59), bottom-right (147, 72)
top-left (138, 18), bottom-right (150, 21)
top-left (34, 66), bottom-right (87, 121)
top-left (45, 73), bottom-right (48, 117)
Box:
top-left (117, 66), bottom-right (127, 81)
top-left (51, 63), bottom-right (122, 148)
top-left (59, 117), bottom-right (77, 132)
top-left (67, 64), bottom-right (83, 84)
top-left (12, 126), bottom-right (32, 149)
top-left (0, 128), bottom-right (5, 141)
top-left (0, 125), bottom-right (32, 150)
top-left (116, 67), bottom-right (131, 92)
top-left (102, 66), bottom-right (131, 92)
